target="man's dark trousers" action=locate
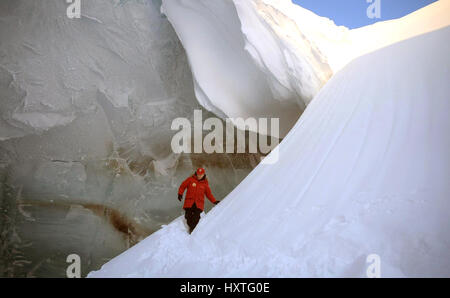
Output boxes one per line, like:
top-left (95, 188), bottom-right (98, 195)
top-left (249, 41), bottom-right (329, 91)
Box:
top-left (184, 202), bottom-right (202, 234)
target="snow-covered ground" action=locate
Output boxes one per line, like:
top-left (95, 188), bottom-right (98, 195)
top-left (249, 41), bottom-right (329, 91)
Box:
top-left (88, 21), bottom-right (450, 278)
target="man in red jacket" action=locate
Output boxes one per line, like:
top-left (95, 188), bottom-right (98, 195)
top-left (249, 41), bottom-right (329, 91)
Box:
top-left (178, 167), bottom-right (219, 234)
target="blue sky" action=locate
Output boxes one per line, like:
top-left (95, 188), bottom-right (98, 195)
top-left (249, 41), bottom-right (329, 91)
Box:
top-left (292, 0), bottom-right (438, 29)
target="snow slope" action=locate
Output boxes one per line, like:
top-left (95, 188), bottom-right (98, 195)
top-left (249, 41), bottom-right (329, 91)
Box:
top-left (348, 0), bottom-right (450, 62)
top-left (160, 0), bottom-right (449, 137)
top-left (88, 26), bottom-right (450, 278)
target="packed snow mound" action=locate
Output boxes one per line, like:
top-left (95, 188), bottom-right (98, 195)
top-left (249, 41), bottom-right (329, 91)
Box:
top-left (88, 27), bottom-right (450, 277)
top-left (160, 0), bottom-right (450, 137)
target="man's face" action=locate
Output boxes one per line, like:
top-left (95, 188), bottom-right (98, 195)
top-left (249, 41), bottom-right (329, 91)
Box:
top-left (197, 173), bottom-right (205, 179)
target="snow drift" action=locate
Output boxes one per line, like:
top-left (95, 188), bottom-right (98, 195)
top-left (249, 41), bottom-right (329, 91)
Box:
top-left (160, 0), bottom-right (340, 137)
top-left (88, 23), bottom-right (450, 277)
top-left (160, 0), bottom-right (450, 137)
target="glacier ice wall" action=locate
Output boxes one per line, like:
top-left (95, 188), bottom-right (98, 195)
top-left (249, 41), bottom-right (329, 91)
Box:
top-left (0, 0), bottom-right (262, 277)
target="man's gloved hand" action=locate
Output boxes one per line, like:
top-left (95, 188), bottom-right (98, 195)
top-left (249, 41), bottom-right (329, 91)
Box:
top-left (178, 194), bottom-right (183, 201)
top-left (214, 200), bottom-right (220, 205)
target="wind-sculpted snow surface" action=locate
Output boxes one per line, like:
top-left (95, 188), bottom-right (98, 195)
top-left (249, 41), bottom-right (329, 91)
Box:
top-left (160, 0), bottom-right (344, 137)
top-left (160, 0), bottom-right (450, 137)
top-left (89, 27), bottom-right (450, 277)
top-left (348, 0), bottom-right (450, 61)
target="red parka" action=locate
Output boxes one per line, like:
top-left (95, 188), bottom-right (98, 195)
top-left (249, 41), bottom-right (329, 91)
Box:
top-left (178, 174), bottom-right (217, 210)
